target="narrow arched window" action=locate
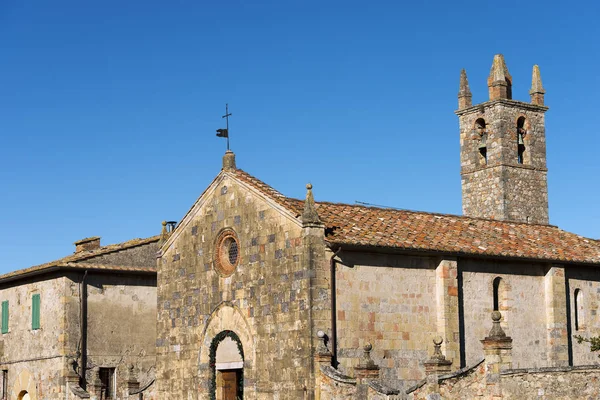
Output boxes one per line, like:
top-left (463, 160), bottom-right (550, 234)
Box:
top-left (517, 117), bottom-right (526, 164)
top-left (493, 277), bottom-right (502, 311)
top-left (475, 118), bottom-right (487, 165)
top-left (574, 288), bottom-right (583, 331)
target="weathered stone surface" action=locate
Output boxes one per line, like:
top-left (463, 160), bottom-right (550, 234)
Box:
top-left (0, 241), bottom-right (158, 400)
top-left (457, 55), bottom-right (550, 225)
top-left (156, 172), bottom-right (314, 399)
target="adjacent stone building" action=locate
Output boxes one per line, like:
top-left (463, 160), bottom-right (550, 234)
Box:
top-left (0, 236), bottom-right (159, 400)
top-left (154, 55), bottom-right (600, 399)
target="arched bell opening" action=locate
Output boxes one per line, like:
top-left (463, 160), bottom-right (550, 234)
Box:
top-left (210, 330), bottom-right (244, 400)
top-left (474, 118), bottom-right (488, 166)
top-left (517, 116), bottom-right (527, 164)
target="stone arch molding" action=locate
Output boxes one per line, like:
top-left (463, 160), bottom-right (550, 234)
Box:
top-left (11, 369), bottom-right (37, 400)
top-left (199, 302), bottom-right (255, 367)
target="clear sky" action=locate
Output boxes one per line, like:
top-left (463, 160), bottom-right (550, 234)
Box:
top-left (1, 0), bottom-right (599, 274)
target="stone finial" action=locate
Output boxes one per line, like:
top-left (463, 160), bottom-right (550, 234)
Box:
top-left (354, 342), bottom-right (379, 382)
top-left (424, 336), bottom-right (452, 375)
top-left (529, 64), bottom-right (546, 106)
top-left (128, 364), bottom-right (137, 381)
top-left (487, 54), bottom-right (513, 100)
top-left (127, 364), bottom-right (140, 394)
top-left (158, 220), bottom-right (168, 247)
top-left (458, 69), bottom-right (472, 109)
top-left (222, 150), bottom-right (236, 170)
top-left (358, 343), bottom-right (377, 369)
top-left (488, 310), bottom-right (507, 339)
top-left (481, 311), bottom-right (513, 372)
top-left (302, 183), bottom-right (322, 228)
top-left (430, 336), bottom-right (446, 361)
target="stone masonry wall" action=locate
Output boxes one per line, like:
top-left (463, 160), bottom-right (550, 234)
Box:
top-left (156, 173), bottom-right (313, 399)
top-left (0, 275), bottom-right (69, 399)
top-left (334, 252), bottom-right (439, 393)
top-left (83, 273), bottom-right (157, 399)
top-left (458, 100), bottom-right (549, 224)
top-left (409, 362), bottom-right (600, 399)
top-left (566, 265), bottom-right (600, 366)
top-left (461, 259), bottom-right (549, 368)
top-left (83, 242), bottom-right (159, 267)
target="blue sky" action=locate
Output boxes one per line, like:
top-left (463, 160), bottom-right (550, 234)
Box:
top-left (1, 0), bottom-right (599, 273)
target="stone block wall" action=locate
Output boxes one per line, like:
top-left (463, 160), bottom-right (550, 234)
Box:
top-left (334, 253), bottom-right (439, 392)
top-left (83, 242), bottom-right (158, 267)
top-left (461, 259), bottom-right (549, 368)
top-left (156, 174), bottom-right (313, 399)
top-left (566, 266), bottom-right (600, 366)
top-left (83, 273), bottom-right (157, 399)
top-left (0, 275), bottom-right (69, 399)
top-left (458, 100), bottom-right (549, 224)
top-left (409, 361), bottom-right (600, 399)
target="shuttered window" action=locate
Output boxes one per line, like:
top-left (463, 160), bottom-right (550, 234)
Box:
top-left (1, 301), bottom-right (8, 334)
top-left (32, 294), bottom-right (40, 330)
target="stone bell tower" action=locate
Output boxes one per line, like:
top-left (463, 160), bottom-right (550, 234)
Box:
top-left (456, 54), bottom-right (549, 224)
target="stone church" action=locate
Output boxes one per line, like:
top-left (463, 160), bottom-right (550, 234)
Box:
top-left (153, 54), bottom-right (600, 399)
top-left (1, 54), bottom-right (600, 400)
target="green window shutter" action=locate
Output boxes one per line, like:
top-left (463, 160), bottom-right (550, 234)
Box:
top-left (1, 301), bottom-right (8, 334)
top-left (32, 294), bottom-right (40, 330)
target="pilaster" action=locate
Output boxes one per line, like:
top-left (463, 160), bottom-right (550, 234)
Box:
top-left (544, 265), bottom-right (569, 366)
top-left (435, 258), bottom-right (460, 367)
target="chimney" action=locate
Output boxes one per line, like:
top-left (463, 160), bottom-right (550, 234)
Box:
top-left (74, 237), bottom-right (101, 253)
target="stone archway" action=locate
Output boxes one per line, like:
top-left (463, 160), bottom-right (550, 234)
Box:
top-left (211, 331), bottom-right (244, 400)
top-left (199, 302), bottom-right (254, 400)
top-left (11, 370), bottom-right (37, 400)
top-left (18, 390), bottom-right (30, 400)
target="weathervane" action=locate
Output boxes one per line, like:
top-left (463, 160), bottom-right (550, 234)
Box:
top-left (216, 103), bottom-right (232, 150)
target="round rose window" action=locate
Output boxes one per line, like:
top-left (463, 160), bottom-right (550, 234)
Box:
top-left (215, 230), bottom-right (240, 276)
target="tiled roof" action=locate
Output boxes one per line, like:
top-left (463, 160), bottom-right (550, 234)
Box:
top-left (231, 169), bottom-right (600, 265)
top-left (0, 236), bottom-right (159, 282)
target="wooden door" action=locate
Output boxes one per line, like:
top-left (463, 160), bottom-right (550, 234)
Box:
top-left (220, 370), bottom-right (239, 400)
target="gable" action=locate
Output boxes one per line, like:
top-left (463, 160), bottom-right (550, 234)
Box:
top-left (162, 171), bottom-right (302, 252)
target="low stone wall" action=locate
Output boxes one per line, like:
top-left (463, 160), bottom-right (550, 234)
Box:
top-left (408, 361), bottom-right (600, 399)
top-left (317, 366), bottom-right (356, 399)
top-left (501, 365), bottom-right (600, 399)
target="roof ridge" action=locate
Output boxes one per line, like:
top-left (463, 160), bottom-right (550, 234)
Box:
top-left (30, 235), bottom-right (160, 269)
top-left (286, 197), bottom-right (558, 229)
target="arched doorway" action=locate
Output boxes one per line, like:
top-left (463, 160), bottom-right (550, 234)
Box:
top-left (18, 390), bottom-right (30, 400)
top-left (210, 330), bottom-right (244, 400)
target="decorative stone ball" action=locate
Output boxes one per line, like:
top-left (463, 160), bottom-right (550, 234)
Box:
top-left (317, 330), bottom-right (325, 339)
top-left (433, 336), bottom-right (443, 346)
top-left (491, 310), bottom-right (502, 322)
top-left (306, 183), bottom-right (313, 190)
top-left (364, 343), bottom-right (372, 352)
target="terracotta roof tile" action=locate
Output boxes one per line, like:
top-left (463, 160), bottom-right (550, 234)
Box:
top-left (232, 168), bottom-right (600, 265)
top-left (0, 236), bottom-right (159, 282)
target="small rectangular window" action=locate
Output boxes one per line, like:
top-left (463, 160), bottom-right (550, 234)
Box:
top-left (99, 367), bottom-right (115, 399)
top-left (32, 294), bottom-right (40, 330)
top-left (1, 301), bottom-right (8, 334)
top-left (1, 370), bottom-right (8, 399)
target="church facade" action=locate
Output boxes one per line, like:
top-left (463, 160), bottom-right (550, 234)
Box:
top-left (154, 54), bottom-right (600, 399)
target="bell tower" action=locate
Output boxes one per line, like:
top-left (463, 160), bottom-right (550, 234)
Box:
top-left (456, 54), bottom-right (549, 224)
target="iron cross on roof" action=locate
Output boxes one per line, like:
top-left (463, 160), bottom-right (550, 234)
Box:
top-left (216, 103), bottom-right (232, 150)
